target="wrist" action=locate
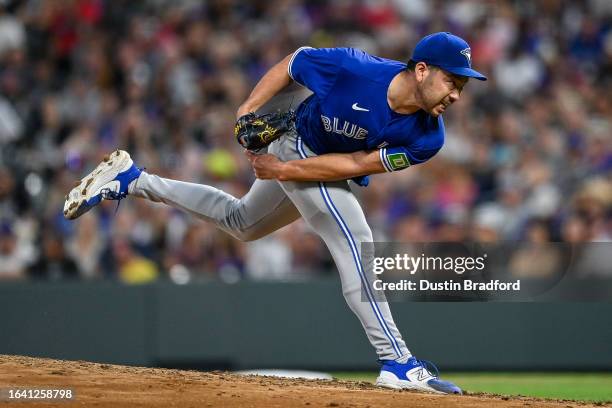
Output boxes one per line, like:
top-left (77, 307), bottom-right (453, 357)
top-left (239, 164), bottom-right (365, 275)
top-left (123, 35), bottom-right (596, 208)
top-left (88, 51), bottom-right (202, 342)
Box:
top-left (275, 161), bottom-right (290, 181)
top-left (237, 104), bottom-right (256, 119)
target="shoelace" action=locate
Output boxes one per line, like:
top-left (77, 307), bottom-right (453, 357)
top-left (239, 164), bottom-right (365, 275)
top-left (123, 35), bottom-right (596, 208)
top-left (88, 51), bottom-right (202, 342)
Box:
top-left (416, 359), bottom-right (440, 378)
top-left (100, 188), bottom-right (128, 214)
top-left (99, 167), bottom-right (145, 214)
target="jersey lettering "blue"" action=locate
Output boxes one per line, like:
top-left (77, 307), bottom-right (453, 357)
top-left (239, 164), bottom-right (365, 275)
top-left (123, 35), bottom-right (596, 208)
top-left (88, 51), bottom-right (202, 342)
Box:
top-left (320, 115), bottom-right (368, 139)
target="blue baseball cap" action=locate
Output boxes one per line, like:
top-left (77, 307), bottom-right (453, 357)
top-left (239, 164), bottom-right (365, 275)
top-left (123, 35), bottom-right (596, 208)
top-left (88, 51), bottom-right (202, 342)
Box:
top-left (411, 32), bottom-right (487, 81)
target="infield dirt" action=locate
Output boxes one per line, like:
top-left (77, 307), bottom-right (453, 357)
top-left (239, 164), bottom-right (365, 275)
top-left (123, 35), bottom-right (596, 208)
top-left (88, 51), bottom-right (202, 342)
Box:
top-left (0, 355), bottom-right (608, 407)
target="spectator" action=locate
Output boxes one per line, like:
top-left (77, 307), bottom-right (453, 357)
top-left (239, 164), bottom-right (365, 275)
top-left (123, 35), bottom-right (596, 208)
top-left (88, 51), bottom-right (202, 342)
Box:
top-left (0, 221), bottom-right (33, 280)
top-left (66, 214), bottom-right (104, 279)
top-left (509, 219), bottom-right (562, 279)
top-left (28, 232), bottom-right (79, 280)
top-left (111, 238), bottom-right (159, 285)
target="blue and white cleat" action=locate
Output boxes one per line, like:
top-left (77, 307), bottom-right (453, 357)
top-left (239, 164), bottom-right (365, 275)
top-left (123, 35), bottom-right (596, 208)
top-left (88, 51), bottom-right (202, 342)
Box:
top-left (375, 357), bottom-right (463, 395)
top-left (63, 149), bottom-right (141, 220)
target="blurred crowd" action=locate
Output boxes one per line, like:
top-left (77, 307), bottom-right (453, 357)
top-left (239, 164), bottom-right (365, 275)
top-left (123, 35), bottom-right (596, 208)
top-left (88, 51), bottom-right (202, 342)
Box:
top-left (0, 0), bottom-right (610, 283)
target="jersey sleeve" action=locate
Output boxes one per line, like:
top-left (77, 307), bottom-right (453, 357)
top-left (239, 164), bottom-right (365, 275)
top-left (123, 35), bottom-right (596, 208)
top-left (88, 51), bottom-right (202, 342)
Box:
top-left (288, 47), bottom-right (347, 99)
top-left (379, 115), bottom-right (445, 172)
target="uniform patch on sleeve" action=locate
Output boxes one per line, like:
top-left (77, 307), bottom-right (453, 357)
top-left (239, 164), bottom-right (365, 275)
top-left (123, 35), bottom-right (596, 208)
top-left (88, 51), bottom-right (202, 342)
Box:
top-left (387, 152), bottom-right (411, 170)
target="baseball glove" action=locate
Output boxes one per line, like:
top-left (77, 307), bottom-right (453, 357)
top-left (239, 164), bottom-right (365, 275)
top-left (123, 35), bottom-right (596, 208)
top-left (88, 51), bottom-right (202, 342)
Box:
top-left (235, 110), bottom-right (295, 151)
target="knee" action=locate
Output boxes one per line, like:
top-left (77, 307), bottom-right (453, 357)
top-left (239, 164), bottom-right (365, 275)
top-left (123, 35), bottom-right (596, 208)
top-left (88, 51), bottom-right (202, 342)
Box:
top-left (220, 202), bottom-right (252, 241)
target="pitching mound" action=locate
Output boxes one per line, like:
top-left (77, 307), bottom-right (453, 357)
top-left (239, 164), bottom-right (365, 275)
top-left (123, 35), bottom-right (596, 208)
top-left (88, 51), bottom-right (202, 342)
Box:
top-left (0, 355), bottom-right (604, 407)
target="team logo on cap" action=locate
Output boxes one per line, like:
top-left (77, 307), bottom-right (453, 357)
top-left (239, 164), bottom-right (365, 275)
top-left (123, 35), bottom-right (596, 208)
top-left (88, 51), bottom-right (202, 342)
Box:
top-left (460, 48), bottom-right (471, 66)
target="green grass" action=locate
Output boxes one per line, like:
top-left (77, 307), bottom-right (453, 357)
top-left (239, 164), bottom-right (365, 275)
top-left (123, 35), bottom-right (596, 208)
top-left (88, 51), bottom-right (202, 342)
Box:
top-left (332, 372), bottom-right (612, 403)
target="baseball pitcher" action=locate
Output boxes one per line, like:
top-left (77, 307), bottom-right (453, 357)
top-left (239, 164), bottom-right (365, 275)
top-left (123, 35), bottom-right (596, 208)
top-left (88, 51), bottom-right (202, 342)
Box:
top-left (64, 32), bottom-right (486, 394)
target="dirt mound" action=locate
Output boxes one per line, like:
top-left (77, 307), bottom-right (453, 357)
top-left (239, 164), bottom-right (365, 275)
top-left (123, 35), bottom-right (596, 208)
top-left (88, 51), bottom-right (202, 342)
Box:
top-left (0, 355), bottom-right (605, 407)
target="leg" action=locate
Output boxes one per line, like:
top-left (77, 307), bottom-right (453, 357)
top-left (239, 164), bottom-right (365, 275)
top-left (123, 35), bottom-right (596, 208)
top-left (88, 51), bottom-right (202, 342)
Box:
top-left (62, 149), bottom-right (299, 240)
top-left (273, 134), bottom-right (462, 394)
top-left (130, 174), bottom-right (300, 242)
top-left (269, 134), bottom-right (411, 361)
top-left (285, 178), bottom-right (410, 360)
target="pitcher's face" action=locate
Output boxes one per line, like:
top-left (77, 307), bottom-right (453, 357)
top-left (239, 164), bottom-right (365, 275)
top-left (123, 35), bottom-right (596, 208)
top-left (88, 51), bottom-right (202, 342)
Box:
top-left (416, 65), bottom-right (468, 117)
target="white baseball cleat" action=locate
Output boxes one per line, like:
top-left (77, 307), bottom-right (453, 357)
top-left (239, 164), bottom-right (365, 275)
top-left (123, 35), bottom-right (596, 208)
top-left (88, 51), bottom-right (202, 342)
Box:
top-left (376, 357), bottom-right (463, 394)
top-left (63, 149), bottom-right (142, 220)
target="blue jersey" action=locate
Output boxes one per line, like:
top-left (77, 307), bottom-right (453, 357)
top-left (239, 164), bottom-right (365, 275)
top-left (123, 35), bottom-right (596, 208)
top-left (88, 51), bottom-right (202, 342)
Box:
top-left (289, 47), bottom-right (445, 185)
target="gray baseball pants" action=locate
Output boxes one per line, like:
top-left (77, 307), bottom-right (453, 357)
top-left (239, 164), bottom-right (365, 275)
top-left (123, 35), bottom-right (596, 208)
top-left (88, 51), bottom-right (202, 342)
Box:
top-left (130, 129), bottom-right (411, 361)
